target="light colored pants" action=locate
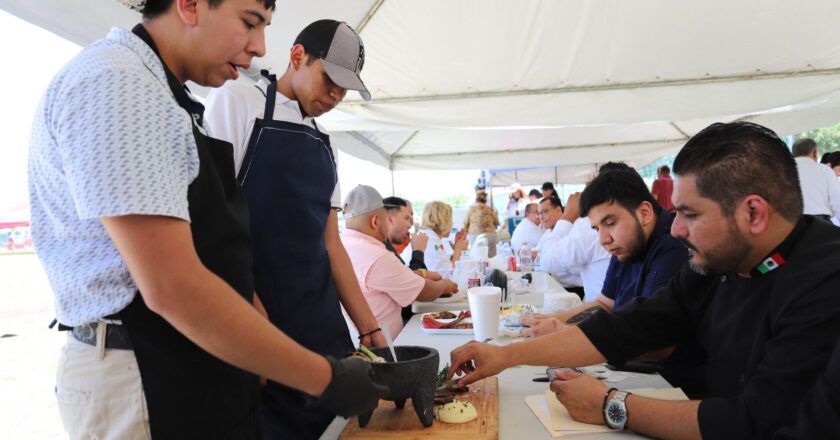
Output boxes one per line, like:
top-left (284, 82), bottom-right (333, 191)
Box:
top-left (56, 333), bottom-right (150, 439)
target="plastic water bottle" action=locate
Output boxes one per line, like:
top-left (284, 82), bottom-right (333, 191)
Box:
top-left (518, 242), bottom-right (533, 272)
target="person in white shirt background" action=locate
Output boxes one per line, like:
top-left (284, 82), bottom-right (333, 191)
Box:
top-left (792, 138), bottom-right (840, 224)
top-left (536, 192), bottom-right (611, 301)
top-left (510, 203), bottom-right (543, 252)
top-left (505, 183), bottom-right (529, 219)
top-left (420, 201), bottom-right (468, 279)
top-left (535, 195), bottom-right (564, 251)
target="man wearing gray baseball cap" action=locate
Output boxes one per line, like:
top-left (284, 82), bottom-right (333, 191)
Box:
top-left (341, 185), bottom-right (459, 340)
top-left (205, 19), bottom-right (384, 439)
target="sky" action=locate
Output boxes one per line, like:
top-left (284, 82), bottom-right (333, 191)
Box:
top-left (0, 9), bottom-right (81, 213)
top-left (0, 9), bottom-right (483, 218)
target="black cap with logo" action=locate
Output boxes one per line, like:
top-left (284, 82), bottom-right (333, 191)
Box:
top-left (294, 19), bottom-right (371, 101)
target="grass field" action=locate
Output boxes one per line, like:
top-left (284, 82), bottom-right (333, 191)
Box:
top-left (0, 253), bottom-right (65, 438)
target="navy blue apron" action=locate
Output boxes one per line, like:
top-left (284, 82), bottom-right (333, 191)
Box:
top-left (116, 25), bottom-right (260, 438)
top-left (238, 73), bottom-right (353, 439)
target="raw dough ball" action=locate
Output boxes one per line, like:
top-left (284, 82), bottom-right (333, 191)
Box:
top-left (435, 399), bottom-right (478, 424)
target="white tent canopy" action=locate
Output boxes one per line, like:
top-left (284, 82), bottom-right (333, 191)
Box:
top-left (5, 0), bottom-right (840, 178)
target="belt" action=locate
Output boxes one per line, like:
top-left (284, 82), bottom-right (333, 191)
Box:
top-left (70, 322), bottom-right (133, 350)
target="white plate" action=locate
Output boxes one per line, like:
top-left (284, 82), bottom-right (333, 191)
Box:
top-left (433, 290), bottom-right (468, 303)
top-left (420, 313), bottom-right (473, 335)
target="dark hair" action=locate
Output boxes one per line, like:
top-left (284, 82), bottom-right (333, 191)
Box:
top-left (539, 196), bottom-right (565, 211)
top-left (524, 203), bottom-right (539, 215)
top-left (821, 152), bottom-right (833, 164)
top-left (541, 182), bottom-right (555, 191)
top-left (792, 138), bottom-right (817, 157)
top-left (383, 196), bottom-right (408, 212)
top-left (658, 165), bottom-right (671, 175)
top-left (580, 169), bottom-right (659, 217)
top-left (673, 122), bottom-right (802, 222)
top-left (597, 161), bottom-right (633, 175)
top-left (528, 189), bottom-right (542, 198)
top-left (141, 0), bottom-right (276, 19)
top-left (830, 151), bottom-right (840, 168)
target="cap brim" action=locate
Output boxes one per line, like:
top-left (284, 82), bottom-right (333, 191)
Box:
top-left (321, 59), bottom-right (371, 101)
top-left (114, 0), bottom-right (145, 10)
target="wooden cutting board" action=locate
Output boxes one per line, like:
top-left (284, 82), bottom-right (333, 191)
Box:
top-left (339, 376), bottom-right (498, 439)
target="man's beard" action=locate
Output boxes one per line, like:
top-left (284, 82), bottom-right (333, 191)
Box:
top-left (679, 222), bottom-right (751, 276)
top-left (617, 218), bottom-right (647, 264)
top-left (388, 228), bottom-right (408, 245)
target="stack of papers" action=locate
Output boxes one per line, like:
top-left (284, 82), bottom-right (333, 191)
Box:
top-left (525, 387), bottom-right (688, 437)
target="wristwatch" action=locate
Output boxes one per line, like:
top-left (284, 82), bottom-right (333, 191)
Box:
top-left (603, 390), bottom-right (630, 430)
top-left (417, 269), bottom-right (427, 278)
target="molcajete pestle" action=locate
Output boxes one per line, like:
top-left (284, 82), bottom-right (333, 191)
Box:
top-left (357, 346), bottom-right (439, 428)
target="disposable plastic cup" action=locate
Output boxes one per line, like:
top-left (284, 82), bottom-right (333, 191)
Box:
top-left (532, 271), bottom-right (550, 292)
top-left (467, 286), bottom-right (502, 342)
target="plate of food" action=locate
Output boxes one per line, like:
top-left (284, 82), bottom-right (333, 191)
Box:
top-left (421, 310), bottom-right (473, 335)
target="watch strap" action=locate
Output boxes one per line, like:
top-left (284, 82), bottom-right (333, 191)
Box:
top-left (601, 387), bottom-right (618, 426)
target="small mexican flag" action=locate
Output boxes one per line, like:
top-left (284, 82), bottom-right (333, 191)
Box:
top-left (755, 252), bottom-right (785, 274)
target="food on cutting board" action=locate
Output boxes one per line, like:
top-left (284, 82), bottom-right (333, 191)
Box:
top-left (435, 400), bottom-right (478, 424)
top-left (435, 365), bottom-right (470, 404)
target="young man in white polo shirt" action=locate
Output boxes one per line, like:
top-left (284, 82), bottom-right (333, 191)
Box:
top-left (29, 2), bottom-right (384, 438)
top-left (204, 19), bottom-right (386, 438)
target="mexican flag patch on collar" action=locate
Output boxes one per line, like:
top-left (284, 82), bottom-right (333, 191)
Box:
top-left (754, 252), bottom-right (785, 275)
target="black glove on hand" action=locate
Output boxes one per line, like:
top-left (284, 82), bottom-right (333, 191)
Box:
top-left (306, 356), bottom-right (389, 418)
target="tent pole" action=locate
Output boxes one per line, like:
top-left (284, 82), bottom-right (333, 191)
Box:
top-left (390, 170), bottom-right (395, 196)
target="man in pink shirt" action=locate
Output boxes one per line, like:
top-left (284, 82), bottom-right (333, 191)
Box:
top-left (651, 165), bottom-right (675, 212)
top-left (342, 185), bottom-right (459, 339)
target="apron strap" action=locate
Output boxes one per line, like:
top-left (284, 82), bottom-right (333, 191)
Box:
top-left (131, 24), bottom-right (205, 127)
top-left (261, 69), bottom-right (278, 121)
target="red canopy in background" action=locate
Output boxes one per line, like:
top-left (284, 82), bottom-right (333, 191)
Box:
top-left (0, 220), bottom-right (28, 229)
top-left (0, 202), bottom-right (30, 229)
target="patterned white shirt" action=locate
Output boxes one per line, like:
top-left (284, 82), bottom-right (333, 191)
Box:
top-left (29, 27), bottom-right (200, 326)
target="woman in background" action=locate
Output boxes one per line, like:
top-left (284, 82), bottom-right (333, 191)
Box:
top-left (421, 201), bottom-right (468, 278)
top-left (464, 189), bottom-right (499, 257)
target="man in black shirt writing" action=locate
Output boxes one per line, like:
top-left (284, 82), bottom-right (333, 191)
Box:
top-left (449, 122), bottom-right (840, 439)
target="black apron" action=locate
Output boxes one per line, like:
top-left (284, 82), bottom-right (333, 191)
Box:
top-left (238, 73), bottom-right (352, 439)
top-left (115, 25), bottom-right (260, 439)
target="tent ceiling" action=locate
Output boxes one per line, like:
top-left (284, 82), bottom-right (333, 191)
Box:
top-left (4, 0), bottom-right (840, 179)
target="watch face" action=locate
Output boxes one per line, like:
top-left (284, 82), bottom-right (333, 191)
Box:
top-left (607, 402), bottom-right (626, 424)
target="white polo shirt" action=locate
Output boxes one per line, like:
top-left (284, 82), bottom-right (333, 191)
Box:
top-left (29, 28), bottom-right (199, 326)
top-left (537, 218), bottom-right (611, 301)
top-left (204, 77), bottom-right (342, 208)
top-left (421, 228), bottom-right (452, 278)
top-left (510, 217), bottom-right (543, 252)
top-left (795, 157), bottom-right (840, 218)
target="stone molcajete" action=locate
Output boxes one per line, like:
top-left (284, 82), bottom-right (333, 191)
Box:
top-left (358, 346), bottom-right (439, 428)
